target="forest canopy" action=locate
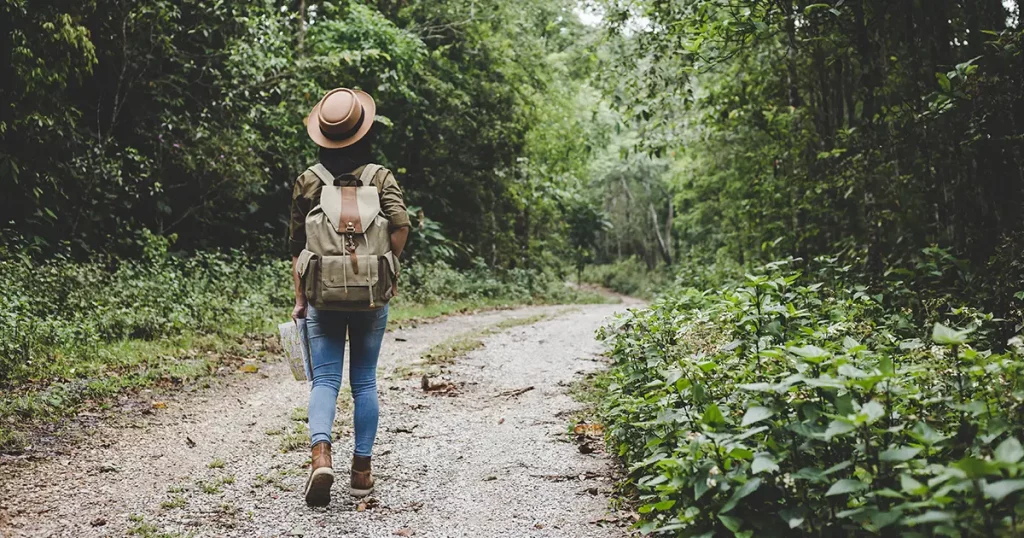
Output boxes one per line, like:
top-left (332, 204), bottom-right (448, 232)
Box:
top-left (0, 0), bottom-right (612, 271)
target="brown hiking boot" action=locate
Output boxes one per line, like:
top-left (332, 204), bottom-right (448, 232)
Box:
top-left (351, 455), bottom-right (375, 497)
top-left (304, 441), bottom-right (335, 506)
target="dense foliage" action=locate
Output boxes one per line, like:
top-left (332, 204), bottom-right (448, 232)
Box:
top-left (590, 0), bottom-right (1024, 312)
top-left (600, 258), bottom-right (1024, 536)
top-left (0, 0), bottom-right (607, 269)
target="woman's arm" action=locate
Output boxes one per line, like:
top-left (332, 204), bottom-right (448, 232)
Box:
top-left (290, 172), bottom-right (313, 320)
top-left (390, 227), bottom-right (409, 258)
top-left (292, 256), bottom-right (307, 320)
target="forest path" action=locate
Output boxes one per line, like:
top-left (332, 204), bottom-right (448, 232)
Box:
top-left (0, 300), bottom-right (640, 538)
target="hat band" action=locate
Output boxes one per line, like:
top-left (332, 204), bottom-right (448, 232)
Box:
top-left (321, 106), bottom-right (365, 142)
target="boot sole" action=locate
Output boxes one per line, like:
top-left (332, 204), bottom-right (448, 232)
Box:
top-left (304, 468), bottom-right (335, 507)
top-left (350, 485), bottom-right (374, 498)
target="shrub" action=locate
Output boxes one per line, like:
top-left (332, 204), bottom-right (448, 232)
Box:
top-left (599, 258), bottom-right (1024, 536)
top-left (581, 257), bottom-right (672, 299)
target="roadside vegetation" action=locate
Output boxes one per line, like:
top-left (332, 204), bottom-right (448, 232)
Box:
top-left (597, 256), bottom-right (1024, 535)
top-left (0, 237), bottom-right (605, 451)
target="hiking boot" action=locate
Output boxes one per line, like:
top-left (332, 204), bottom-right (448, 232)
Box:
top-left (351, 455), bottom-right (375, 497)
top-left (304, 441), bottom-right (335, 506)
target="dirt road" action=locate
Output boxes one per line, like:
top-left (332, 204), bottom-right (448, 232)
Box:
top-left (0, 301), bottom-right (638, 537)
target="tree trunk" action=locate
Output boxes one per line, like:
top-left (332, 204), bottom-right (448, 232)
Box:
top-left (852, 0), bottom-right (878, 123)
top-left (779, 0), bottom-right (802, 107)
top-left (297, 0), bottom-right (307, 50)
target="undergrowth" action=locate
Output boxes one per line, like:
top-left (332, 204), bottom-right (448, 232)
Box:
top-left (0, 241), bottom-right (607, 451)
top-left (598, 256), bottom-right (1024, 536)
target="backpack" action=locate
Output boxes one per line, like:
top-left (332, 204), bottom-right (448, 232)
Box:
top-left (295, 163), bottom-right (399, 311)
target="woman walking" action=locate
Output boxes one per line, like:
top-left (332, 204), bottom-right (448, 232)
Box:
top-left (289, 87), bottom-right (410, 507)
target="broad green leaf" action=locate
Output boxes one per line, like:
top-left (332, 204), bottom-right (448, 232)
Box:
top-left (702, 404), bottom-right (725, 426)
top-left (741, 406), bottom-right (774, 426)
top-left (870, 509), bottom-right (903, 529)
top-left (860, 400), bottom-right (886, 425)
top-left (652, 499), bottom-right (676, 511)
top-left (752, 455), bottom-right (779, 475)
top-left (793, 467), bottom-right (826, 482)
top-left (995, 437), bottom-right (1024, 464)
top-left (778, 507), bottom-right (805, 529)
top-left (900, 474), bottom-right (926, 495)
top-left (838, 364), bottom-right (868, 378)
top-left (718, 514), bottom-right (743, 532)
top-left (954, 456), bottom-right (1000, 478)
top-left (825, 478), bottom-right (867, 496)
top-left (984, 479), bottom-right (1024, 502)
top-left (719, 477), bottom-right (762, 513)
top-left (909, 422), bottom-right (947, 446)
top-left (825, 419), bottom-right (856, 440)
top-left (905, 511), bottom-right (954, 526)
top-left (879, 446), bottom-right (921, 463)
top-left (931, 323), bottom-right (972, 345)
top-left (729, 447), bottom-right (754, 460)
top-left (789, 345), bottom-right (829, 362)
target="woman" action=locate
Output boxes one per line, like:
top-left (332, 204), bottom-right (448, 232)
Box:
top-left (289, 87), bottom-right (410, 506)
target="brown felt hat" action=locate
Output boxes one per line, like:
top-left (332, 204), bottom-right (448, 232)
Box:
top-left (305, 88), bottom-right (376, 149)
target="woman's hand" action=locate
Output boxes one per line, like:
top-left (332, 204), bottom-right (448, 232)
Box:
top-left (292, 299), bottom-right (308, 320)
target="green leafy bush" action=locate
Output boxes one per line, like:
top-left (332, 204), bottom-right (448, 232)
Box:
top-left (599, 258), bottom-right (1024, 536)
top-left (581, 257), bottom-right (672, 299)
top-left (0, 249), bottom-right (293, 388)
top-left (405, 258), bottom-right (595, 306)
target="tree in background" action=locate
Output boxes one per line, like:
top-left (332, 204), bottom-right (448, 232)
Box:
top-left (0, 0), bottom-right (612, 275)
top-left (593, 0), bottom-right (1024, 313)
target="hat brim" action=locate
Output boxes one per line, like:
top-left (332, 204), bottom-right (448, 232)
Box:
top-left (306, 90), bottom-right (376, 149)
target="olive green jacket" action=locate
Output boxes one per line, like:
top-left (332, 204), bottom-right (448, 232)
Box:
top-left (289, 164), bottom-right (411, 257)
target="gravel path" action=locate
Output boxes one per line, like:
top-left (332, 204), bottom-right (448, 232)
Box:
top-left (0, 302), bottom-right (638, 538)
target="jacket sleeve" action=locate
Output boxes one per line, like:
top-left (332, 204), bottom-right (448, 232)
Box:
top-left (379, 169), bottom-right (411, 231)
top-left (289, 173), bottom-right (313, 257)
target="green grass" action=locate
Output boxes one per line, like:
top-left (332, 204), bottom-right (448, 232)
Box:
top-left (198, 480), bottom-right (221, 495)
top-left (160, 495), bottom-right (187, 510)
top-left (277, 422), bottom-right (309, 453)
top-left (127, 514), bottom-right (186, 537)
top-left (207, 458), bottom-right (225, 469)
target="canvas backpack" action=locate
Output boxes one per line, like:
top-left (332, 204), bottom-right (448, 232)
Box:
top-left (295, 163), bottom-right (399, 311)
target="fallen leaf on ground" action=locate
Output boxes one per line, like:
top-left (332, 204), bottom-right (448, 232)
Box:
top-left (151, 401), bottom-right (167, 409)
top-left (589, 515), bottom-right (619, 525)
top-left (573, 422), bottom-right (603, 436)
top-left (357, 497), bottom-right (380, 512)
top-left (497, 386), bottom-right (534, 398)
top-left (239, 364), bottom-right (260, 373)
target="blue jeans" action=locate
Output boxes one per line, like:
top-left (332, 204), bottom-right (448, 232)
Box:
top-left (306, 304), bottom-right (388, 457)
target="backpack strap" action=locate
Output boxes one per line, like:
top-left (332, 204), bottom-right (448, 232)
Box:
top-left (313, 163), bottom-right (386, 193)
top-left (359, 164), bottom-right (385, 194)
top-left (309, 163), bottom-right (334, 186)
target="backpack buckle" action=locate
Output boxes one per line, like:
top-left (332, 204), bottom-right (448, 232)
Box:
top-left (345, 222), bottom-right (356, 233)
